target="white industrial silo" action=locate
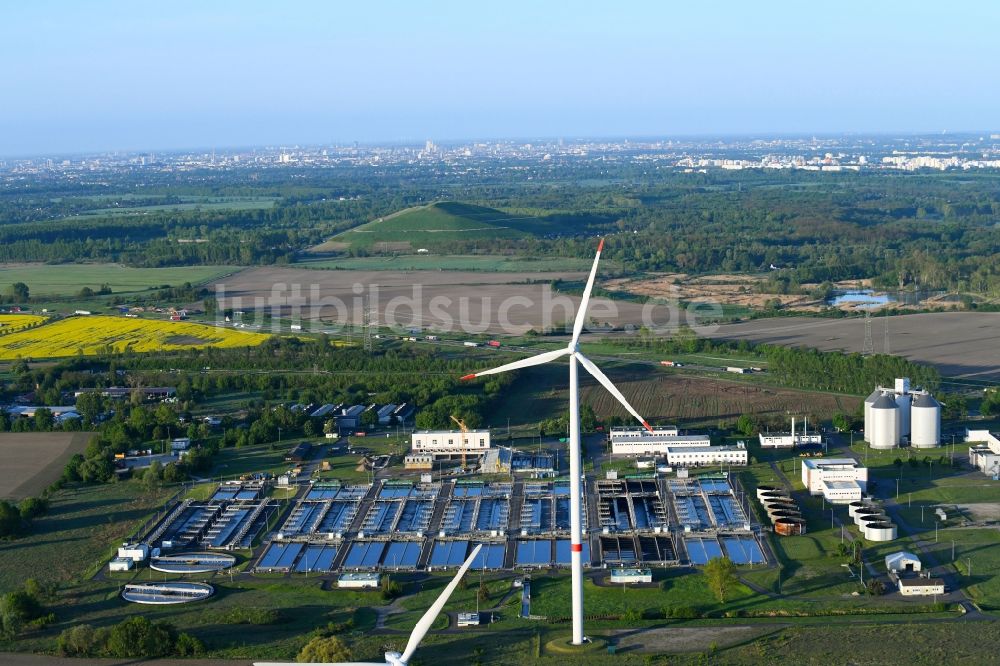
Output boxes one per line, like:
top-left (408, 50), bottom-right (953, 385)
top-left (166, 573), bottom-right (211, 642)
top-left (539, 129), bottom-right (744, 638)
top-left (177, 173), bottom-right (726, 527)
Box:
top-left (870, 393), bottom-right (899, 449)
top-left (910, 393), bottom-right (941, 448)
top-left (895, 392), bottom-right (912, 443)
top-left (864, 388), bottom-right (882, 440)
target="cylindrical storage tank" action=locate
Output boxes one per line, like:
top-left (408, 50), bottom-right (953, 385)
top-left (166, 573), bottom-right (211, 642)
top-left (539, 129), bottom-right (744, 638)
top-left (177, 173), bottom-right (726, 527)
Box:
top-left (765, 503), bottom-right (799, 516)
top-left (774, 517), bottom-right (806, 536)
top-left (862, 522), bottom-right (897, 542)
top-left (760, 494), bottom-right (791, 507)
top-left (864, 388), bottom-right (882, 441)
top-left (895, 393), bottom-right (912, 442)
top-left (870, 394), bottom-right (899, 449)
top-left (910, 393), bottom-right (941, 448)
top-left (858, 514), bottom-right (887, 530)
top-left (854, 507), bottom-right (884, 526)
top-left (756, 486), bottom-right (781, 501)
top-left (764, 499), bottom-right (797, 510)
top-left (848, 501), bottom-right (869, 520)
top-left (768, 510), bottom-right (802, 521)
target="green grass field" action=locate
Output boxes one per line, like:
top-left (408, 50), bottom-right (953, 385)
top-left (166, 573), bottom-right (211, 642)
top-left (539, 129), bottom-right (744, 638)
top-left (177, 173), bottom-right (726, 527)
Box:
top-left (332, 202), bottom-right (548, 250)
top-left (0, 481), bottom-right (174, 593)
top-left (0, 263), bottom-right (238, 297)
top-left (209, 442), bottom-right (297, 480)
top-left (298, 254), bottom-right (596, 272)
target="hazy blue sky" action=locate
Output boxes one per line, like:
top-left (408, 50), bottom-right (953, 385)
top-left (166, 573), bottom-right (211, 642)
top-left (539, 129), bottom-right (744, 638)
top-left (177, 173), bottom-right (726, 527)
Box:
top-left (2, 1), bottom-right (999, 155)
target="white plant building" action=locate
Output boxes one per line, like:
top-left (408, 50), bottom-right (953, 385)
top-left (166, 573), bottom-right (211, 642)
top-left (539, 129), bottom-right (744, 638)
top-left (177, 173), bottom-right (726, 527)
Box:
top-left (967, 429), bottom-right (1000, 477)
top-left (864, 377), bottom-right (941, 449)
top-left (664, 442), bottom-right (748, 468)
top-left (411, 429), bottom-right (491, 460)
top-left (758, 416), bottom-right (824, 448)
top-left (609, 426), bottom-right (710, 456)
top-left (898, 578), bottom-right (945, 596)
top-left (801, 458), bottom-right (867, 503)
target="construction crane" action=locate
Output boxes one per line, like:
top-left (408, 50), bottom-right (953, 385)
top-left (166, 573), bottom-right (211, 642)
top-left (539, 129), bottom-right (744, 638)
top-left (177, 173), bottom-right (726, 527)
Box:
top-left (450, 415), bottom-right (469, 471)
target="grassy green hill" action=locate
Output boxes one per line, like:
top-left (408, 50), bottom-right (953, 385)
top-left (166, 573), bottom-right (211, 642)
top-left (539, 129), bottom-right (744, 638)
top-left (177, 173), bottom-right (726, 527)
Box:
top-left (328, 201), bottom-right (552, 250)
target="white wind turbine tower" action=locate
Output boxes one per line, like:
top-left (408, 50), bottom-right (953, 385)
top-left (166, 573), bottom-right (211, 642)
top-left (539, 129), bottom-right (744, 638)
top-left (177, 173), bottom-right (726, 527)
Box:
top-left (255, 545), bottom-right (482, 666)
top-left (460, 238), bottom-right (652, 645)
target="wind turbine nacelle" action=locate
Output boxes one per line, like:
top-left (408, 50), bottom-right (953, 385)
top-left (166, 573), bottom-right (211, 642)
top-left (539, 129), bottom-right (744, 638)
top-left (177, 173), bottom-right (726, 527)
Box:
top-left (385, 651), bottom-right (404, 665)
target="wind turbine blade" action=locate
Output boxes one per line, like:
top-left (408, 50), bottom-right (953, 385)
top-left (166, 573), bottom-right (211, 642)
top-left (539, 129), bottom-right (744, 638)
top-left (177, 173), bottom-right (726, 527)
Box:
top-left (400, 544), bottom-right (483, 664)
top-left (575, 352), bottom-right (652, 432)
top-left (571, 238), bottom-right (604, 347)
top-left (460, 348), bottom-right (570, 380)
top-left (252, 662), bottom-right (386, 665)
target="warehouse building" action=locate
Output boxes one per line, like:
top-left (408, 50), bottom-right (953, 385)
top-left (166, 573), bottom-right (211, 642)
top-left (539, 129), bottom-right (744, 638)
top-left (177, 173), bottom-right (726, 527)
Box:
top-left (885, 551), bottom-right (921, 573)
top-left (6, 406), bottom-right (81, 423)
top-left (336, 405), bottom-right (366, 431)
top-left (392, 403), bottom-right (416, 425)
top-left (864, 377), bottom-right (941, 449)
top-left (377, 403), bottom-right (398, 425)
top-left (801, 458), bottom-right (867, 502)
top-left (609, 426), bottom-right (711, 457)
top-left (411, 429), bottom-right (491, 459)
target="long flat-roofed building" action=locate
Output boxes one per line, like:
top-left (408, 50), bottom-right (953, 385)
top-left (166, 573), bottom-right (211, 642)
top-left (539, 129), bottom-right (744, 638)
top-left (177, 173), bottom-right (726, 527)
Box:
top-left (898, 577), bottom-right (945, 596)
top-left (411, 429), bottom-right (491, 459)
top-left (610, 426), bottom-right (711, 457)
top-left (664, 443), bottom-right (748, 468)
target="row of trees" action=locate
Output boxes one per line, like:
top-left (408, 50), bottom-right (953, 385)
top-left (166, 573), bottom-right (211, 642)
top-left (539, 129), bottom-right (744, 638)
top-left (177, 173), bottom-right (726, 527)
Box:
top-left (57, 616), bottom-right (203, 658)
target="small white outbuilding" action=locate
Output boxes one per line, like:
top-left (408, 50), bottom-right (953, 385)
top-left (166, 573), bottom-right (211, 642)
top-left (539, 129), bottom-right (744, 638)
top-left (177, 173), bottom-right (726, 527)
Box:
top-left (885, 551), bottom-right (921, 573)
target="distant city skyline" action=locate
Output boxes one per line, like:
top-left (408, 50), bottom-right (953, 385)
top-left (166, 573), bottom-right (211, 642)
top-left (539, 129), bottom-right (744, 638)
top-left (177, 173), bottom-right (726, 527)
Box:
top-left (3, 1), bottom-right (999, 155)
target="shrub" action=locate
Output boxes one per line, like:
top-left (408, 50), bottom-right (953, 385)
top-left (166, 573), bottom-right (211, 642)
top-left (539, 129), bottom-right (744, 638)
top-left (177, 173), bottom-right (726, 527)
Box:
top-left (297, 636), bottom-right (352, 663)
top-left (104, 616), bottom-right (177, 659)
top-left (175, 632), bottom-right (205, 656)
top-left (57, 624), bottom-right (97, 656)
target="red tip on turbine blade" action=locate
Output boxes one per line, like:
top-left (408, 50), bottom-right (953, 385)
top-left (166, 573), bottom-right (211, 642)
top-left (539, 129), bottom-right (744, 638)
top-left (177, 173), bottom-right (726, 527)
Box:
top-left (460, 373), bottom-right (477, 381)
top-left (597, 237), bottom-right (605, 253)
top-left (642, 420), bottom-right (654, 433)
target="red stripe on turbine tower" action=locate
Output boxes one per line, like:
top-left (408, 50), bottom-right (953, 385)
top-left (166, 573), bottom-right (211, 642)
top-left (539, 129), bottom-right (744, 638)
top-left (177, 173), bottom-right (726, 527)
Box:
top-left (571, 543), bottom-right (583, 552)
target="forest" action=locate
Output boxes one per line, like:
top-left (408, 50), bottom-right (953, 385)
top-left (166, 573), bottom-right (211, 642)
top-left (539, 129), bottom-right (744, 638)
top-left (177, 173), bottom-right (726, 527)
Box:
top-left (1, 166), bottom-right (998, 298)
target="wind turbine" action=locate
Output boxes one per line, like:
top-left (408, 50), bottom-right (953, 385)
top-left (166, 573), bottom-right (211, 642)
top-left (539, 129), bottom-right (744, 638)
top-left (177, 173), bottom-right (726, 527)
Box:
top-left (255, 544), bottom-right (482, 666)
top-left (460, 238), bottom-right (652, 645)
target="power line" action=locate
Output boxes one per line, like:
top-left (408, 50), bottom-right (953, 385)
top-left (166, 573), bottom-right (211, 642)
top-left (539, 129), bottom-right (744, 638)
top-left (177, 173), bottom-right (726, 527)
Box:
top-left (862, 310), bottom-right (874, 356)
top-left (883, 311), bottom-right (890, 355)
top-left (363, 294), bottom-right (374, 353)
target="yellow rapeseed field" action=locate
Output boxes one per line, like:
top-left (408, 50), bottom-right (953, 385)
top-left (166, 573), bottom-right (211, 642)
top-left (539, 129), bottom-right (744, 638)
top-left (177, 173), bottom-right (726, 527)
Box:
top-left (0, 315), bottom-right (269, 359)
top-left (0, 314), bottom-right (47, 335)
